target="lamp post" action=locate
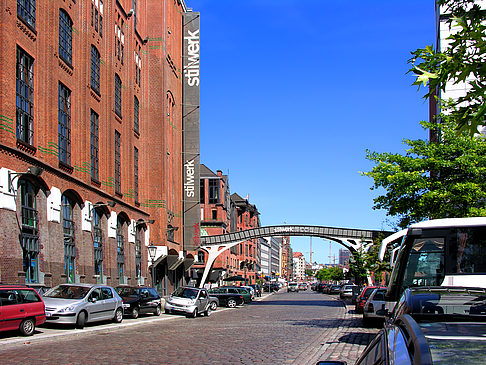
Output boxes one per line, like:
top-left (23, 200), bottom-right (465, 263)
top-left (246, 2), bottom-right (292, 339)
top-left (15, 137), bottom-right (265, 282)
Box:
top-left (148, 243), bottom-right (157, 288)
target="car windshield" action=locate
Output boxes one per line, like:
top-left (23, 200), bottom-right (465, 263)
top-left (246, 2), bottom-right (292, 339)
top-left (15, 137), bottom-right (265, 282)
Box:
top-left (44, 285), bottom-right (91, 299)
top-left (115, 287), bottom-right (139, 297)
top-left (172, 287), bottom-right (199, 299)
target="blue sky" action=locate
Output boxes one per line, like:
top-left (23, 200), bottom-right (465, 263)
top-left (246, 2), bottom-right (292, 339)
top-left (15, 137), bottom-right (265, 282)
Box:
top-left (190, 0), bottom-right (435, 264)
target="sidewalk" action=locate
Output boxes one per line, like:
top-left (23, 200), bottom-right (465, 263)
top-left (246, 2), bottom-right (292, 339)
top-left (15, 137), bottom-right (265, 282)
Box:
top-left (295, 299), bottom-right (379, 365)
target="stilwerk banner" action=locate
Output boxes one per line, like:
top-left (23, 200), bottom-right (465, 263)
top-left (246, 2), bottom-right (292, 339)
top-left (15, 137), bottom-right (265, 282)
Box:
top-left (182, 12), bottom-right (201, 251)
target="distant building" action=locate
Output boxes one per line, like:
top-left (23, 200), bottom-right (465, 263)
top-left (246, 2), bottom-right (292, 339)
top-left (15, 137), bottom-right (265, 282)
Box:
top-left (292, 252), bottom-right (306, 281)
top-left (339, 249), bottom-right (351, 267)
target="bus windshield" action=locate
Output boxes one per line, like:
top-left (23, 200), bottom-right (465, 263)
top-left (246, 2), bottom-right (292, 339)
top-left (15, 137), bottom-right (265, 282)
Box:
top-left (388, 224), bottom-right (486, 301)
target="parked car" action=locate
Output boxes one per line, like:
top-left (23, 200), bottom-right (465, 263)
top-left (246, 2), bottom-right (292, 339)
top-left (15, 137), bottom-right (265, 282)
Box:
top-left (218, 286), bottom-right (252, 303)
top-left (339, 284), bottom-right (358, 299)
top-left (351, 286), bottom-right (486, 365)
top-left (249, 283), bottom-right (262, 297)
top-left (263, 283), bottom-right (279, 292)
top-left (298, 283), bottom-right (307, 291)
top-left (164, 287), bottom-right (212, 318)
top-left (328, 284), bottom-right (342, 294)
top-left (115, 286), bottom-right (162, 319)
top-left (288, 282), bottom-right (299, 292)
top-left (240, 285), bottom-right (255, 299)
top-left (0, 285), bottom-right (46, 336)
top-left (355, 286), bottom-right (385, 314)
top-left (362, 287), bottom-right (387, 327)
top-left (42, 284), bottom-right (123, 329)
top-left (207, 288), bottom-right (244, 308)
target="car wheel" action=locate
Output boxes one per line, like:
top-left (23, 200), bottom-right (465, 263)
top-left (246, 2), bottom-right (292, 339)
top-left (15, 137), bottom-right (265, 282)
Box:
top-left (113, 308), bottom-right (123, 323)
top-left (205, 307), bottom-right (212, 317)
top-left (186, 308), bottom-right (198, 318)
top-left (154, 305), bottom-right (161, 316)
top-left (76, 311), bottom-right (86, 329)
top-left (19, 318), bottom-right (35, 336)
top-left (227, 299), bottom-right (237, 308)
top-left (210, 301), bottom-right (217, 311)
top-left (131, 307), bottom-right (140, 319)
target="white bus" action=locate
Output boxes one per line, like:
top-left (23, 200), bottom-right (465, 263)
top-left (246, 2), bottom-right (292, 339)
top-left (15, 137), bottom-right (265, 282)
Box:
top-left (380, 217), bottom-right (486, 302)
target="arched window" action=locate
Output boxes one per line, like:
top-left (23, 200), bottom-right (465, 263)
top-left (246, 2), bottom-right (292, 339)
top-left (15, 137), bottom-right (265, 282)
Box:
top-left (90, 45), bottom-right (100, 94)
top-left (59, 9), bottom-right (73, 65)
top-left (19, 180), bottom-right (39, 283)
top-left (93, 209), bottom-right (103, 281)
top-left (116, 217), bottom-right (125, 283)
top-left (62, 194), bottom-right (75, 283)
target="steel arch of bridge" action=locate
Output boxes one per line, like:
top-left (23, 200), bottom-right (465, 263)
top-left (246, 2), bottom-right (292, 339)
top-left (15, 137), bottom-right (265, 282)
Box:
top-left (198, 225), bottom-right (392, 288)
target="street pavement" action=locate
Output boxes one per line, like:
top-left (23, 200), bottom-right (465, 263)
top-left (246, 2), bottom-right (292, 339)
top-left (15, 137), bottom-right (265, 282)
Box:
top-left (0, 288), bottom-right (379, 364)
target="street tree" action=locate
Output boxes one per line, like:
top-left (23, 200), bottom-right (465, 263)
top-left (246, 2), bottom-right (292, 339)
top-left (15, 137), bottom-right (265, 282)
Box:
top-left (364, 120), bottom-right (486, 229)
top-left (410, 0), bottom-right (486, 135)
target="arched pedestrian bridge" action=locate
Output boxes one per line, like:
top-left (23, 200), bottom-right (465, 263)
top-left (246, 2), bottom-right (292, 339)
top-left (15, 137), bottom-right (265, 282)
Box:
top-left (198, 224), bottom-right (392, 287)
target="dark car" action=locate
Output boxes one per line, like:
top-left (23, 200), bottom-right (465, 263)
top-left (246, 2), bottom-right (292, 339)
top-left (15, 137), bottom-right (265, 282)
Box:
top-left (207, 288), bottom-right (244, 308)
top-left (328, 284), bottom-right (342, 294)
top-left (263, 283), bottom-right (279, 292)
top-left (350, 286), bottom-right (486, 365)
top-left (0, 285), bottom-right (46, 336)
top-left (115, 286), bottom-right (162, 319)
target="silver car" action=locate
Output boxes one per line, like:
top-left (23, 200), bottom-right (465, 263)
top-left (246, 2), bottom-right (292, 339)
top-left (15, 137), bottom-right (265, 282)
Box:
top-left (43, 284), bottom-right (124, 328)
top-left (164, 287), bottom-right (211, 318)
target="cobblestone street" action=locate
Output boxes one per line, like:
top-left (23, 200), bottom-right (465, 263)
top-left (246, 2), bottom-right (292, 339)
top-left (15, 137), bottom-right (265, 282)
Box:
top-left (0, 289), bottom-right (378, 364)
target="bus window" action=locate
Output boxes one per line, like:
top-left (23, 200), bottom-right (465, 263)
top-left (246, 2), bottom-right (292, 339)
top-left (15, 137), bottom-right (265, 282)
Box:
top-left (451, 229), bottom-right (486, 274)
top-left (401, 238), bottom-right (444, 291)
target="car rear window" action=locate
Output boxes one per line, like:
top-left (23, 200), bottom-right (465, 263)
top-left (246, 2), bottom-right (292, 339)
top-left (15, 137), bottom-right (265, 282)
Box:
top-left (19, 289), bottom-right (41, 303)
top-left (0, 290), bottom-right (20, 306)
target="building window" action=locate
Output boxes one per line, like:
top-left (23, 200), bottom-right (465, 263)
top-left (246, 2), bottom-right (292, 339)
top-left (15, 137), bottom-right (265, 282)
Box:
top-left (211, 209), bottom-right (217, 220)
top-left (58, 83), bottom-right (71, 165)
top-left (114, 130), bottom-right (121, 194)
top-left (16, 48), bottom-right (34, 145)
top-left (19, 180), bottom-right (39, 283)
top-left (90, 110), bottom-right (99, 181)
top-left (93, 209), bottom-right (103, 282)
top-left (62, 195), bottom-right (76, 283)
top-left (135, 228), bottom-right (142, 282)
top-left (132, 0), bottom-right (138, 30)
top-left (116, 218), bottom-right (125, 283)
top-left (115, 73), bottom-right (122, 117)
top-left (197, 251), bottom-right (205, 263)
top-left (59, 9), bottom-right (73, 65)
top-left (134, 96), bottom-right (139, 133)
top-left (208, 179), bottom-right (219, 204)
top-left (134, 147), bottom-right (139, 203)
top-left (90, 45), bottom-right (100, 94)
top-left (17, 0), bottom-right (36, 29)
top-left (200, 179), bottom-right (205, 204)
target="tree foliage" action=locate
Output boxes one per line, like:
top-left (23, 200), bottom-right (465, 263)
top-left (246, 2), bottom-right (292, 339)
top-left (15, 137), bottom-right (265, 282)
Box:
top-left (410, 0), bottom-right (486, 134)
top-left (364, 121), bottom-right (486, 228)
top-left (316, 266), bottom-right (343, 282)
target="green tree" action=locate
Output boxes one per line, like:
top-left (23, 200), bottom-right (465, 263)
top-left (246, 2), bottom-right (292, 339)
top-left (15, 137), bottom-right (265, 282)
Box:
top-left (348, 248), bottom-right (367, 285)
top-left (364, 121), bottom-right (486, 228)
top-left (410, 0), bottom-right (486, 134)
top-left (305, 269), bottom-right (314, 278)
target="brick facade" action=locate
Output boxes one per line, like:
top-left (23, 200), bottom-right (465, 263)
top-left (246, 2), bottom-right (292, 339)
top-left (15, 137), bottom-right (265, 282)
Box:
top-left (0, 0), bottom-right (193, 292)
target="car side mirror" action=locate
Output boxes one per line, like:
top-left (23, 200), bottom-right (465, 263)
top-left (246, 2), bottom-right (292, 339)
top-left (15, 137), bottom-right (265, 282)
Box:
top-left (376, 304), bottom-right (389, 317)
top-left (89, 297), bottom-right (97, 303)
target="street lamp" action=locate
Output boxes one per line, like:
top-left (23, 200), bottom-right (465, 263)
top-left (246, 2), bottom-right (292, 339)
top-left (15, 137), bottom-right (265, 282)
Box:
top-left (148, 243), bottom-right (157, 287)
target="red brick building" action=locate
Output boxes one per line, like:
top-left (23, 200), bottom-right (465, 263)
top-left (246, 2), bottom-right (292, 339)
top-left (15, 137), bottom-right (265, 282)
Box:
top-left (192, 165), bottom-right (235, 284)
top-left (231, 193), bottom-right (260, 285)
top-left (0, 0), bottom-right (196, 294)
